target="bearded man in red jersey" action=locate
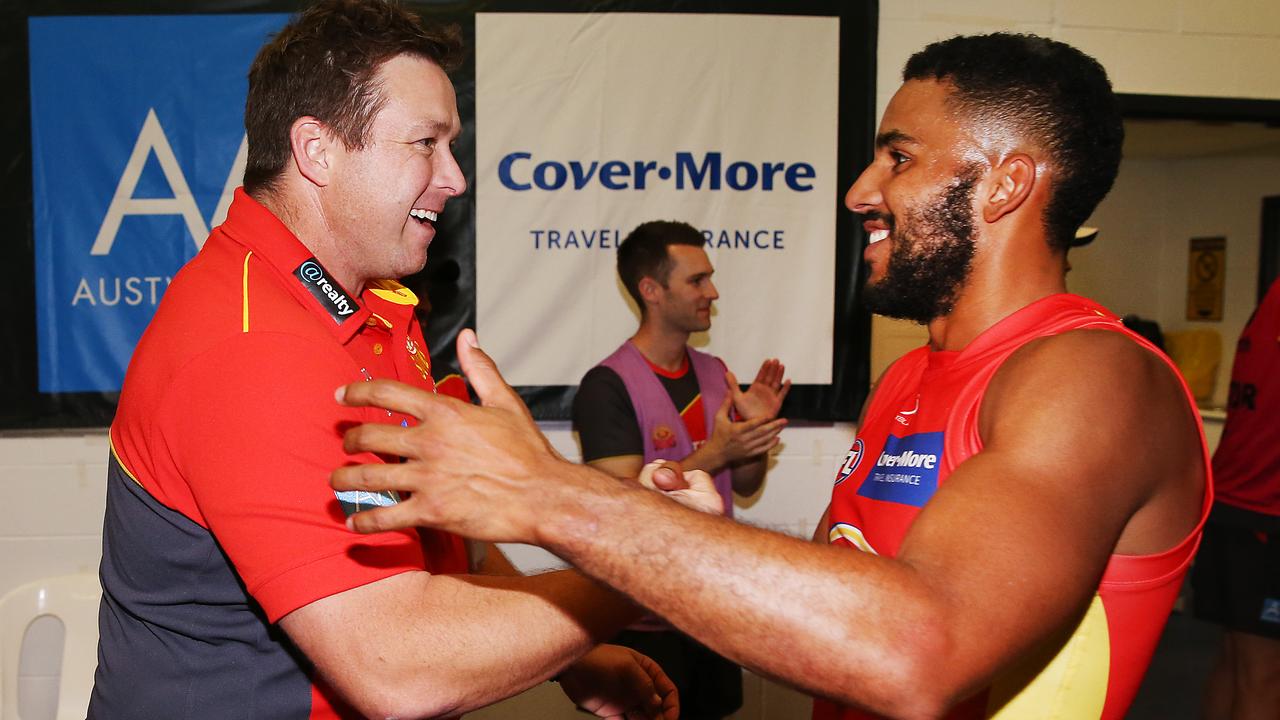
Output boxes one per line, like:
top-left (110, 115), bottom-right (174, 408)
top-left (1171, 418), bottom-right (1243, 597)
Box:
top-left (331, 33), bottom-right (1209, 720)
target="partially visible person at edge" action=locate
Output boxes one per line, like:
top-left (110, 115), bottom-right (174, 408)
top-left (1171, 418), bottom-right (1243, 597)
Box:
top-left (329, 33), bottom-right (1211, 720)
top-left (574, 219), bottom-right (790, 719)
top-left (1193, 275), bottom-right (1280, 720)
top-left (89, 1), bottom-right (677, 718)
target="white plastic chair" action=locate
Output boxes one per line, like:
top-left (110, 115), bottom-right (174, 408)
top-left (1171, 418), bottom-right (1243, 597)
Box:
top-left (0, 574), bottom-right (101, 720)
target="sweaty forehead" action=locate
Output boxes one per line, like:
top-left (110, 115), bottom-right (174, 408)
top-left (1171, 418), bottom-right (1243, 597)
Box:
top-left (880, 80), bottom-right (955, 136)
top-left (879, 79), bottom-right (1000, 158)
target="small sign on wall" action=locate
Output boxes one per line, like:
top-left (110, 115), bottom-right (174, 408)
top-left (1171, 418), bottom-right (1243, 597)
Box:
top-left (1187, 236), bottom-right (1226, 321)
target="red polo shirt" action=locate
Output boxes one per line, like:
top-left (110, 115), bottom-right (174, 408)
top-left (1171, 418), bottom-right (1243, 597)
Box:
top-left (95, 189), bottom-right (466, 719)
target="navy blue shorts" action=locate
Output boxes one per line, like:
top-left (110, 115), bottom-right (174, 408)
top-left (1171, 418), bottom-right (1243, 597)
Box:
top-left (1192, 511), bottom-right (1280, 639)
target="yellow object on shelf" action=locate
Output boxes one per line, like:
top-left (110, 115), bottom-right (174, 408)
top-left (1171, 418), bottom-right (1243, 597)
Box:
top-left (1163, 329), bottom-right (1222, 404)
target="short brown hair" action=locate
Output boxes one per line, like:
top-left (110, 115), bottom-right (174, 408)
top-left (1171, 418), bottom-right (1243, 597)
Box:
top-left (242, 0), bottom-right (463, 196)
top-left (617, 220), bottom-right (706, 310)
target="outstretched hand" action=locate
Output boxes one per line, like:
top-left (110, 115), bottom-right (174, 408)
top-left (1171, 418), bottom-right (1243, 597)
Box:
top-left (330, 330), bottom-right (566, 543)
top-left (728, 358), bottom-right (791, 421)
top-left (557, 644), bottom-right (680, 720)
top-left (637, 460), bottom-right (724, 515)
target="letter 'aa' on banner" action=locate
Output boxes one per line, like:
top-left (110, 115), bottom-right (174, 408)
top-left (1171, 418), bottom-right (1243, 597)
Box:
top-left (476, 13), bottom-right (839, 386)
top-left (29, 15), bottom-right (287, 393)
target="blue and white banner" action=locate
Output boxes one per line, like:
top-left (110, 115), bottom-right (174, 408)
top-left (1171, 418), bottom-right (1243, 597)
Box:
top-left (475, 13), bottom-right (839, 386)
top-left (30, 14), bottom-right (287, 392)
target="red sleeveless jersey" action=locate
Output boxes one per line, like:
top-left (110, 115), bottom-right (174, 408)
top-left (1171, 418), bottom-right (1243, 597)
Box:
top-left (1212, 277), bottom-right (1280, 516)
top-left (815, 294), bottom-right (1211, 719)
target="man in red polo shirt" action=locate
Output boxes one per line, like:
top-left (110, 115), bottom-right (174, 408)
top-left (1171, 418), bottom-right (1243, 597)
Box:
top-left (89, 2), bottom-right (676, 719)
top-left (331, 33), bottom-right (1210, 719)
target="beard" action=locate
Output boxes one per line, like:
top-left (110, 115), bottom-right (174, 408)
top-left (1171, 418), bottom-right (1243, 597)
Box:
top-left (861, 168), bottom-right (980, 324)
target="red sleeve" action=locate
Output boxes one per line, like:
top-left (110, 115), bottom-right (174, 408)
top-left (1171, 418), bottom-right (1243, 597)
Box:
top-left (161, 333), bottom-right (426, 622)
top-left (434, 373), bottom-right (472, 403)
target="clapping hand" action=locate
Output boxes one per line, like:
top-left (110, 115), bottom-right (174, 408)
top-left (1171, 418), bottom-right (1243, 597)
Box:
top-left (727, 358), bottom-right (790, 421)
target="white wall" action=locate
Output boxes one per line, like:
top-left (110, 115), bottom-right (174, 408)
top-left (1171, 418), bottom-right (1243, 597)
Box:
top-left (1067, 159), bottom-right (1170, 320)
top-left (6, 1), bottom-right (1280, 717)
top-left (870, 0), bottom-right (1280, 378)
top-left (1158, 156), bottom-right (1280, 406)
top-left (1072, 155), bottom-right (1280, 408)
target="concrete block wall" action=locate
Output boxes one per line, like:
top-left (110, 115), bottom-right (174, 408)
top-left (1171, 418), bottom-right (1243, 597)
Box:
top-left (0, 432), bottom-right (107, 720)
top-left (0, 433), bottom-right (108, 591)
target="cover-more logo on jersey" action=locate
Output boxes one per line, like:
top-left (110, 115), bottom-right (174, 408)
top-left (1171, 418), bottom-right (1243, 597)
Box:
top-left (834, 438), bottom-right (865, 486)
top-left (856, 431), bottom-right (944, 508)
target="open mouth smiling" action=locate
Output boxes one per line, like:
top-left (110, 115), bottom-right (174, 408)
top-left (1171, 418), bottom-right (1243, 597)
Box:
top-left (409, 208), bottom-right (438, 226)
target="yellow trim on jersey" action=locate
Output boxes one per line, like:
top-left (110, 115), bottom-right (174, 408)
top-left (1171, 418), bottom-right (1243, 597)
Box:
top-left (435, 372), bottom-right (464, 387)
top-left (367, 279), bottom-right (419, 306)
top-left (985, 594), bottom-right (1109, 718)
top-left (368, 312), bottom-right (394, 330)
top-left (679, 393), bottom-right (702, 417)
top-left (241, 251), bottom-right (254, 332)
top-left (108, 435), bottom-right (146, 490)
top-left (828, 523), bottom-right (879, 555)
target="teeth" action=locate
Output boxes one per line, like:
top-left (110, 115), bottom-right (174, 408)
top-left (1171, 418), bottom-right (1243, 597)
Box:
top-left (869, 229), bottom-right (889, 244)
top-left (410, 209), bottom-right (438, 222)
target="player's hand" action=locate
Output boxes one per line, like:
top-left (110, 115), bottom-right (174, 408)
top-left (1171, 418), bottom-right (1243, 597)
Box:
top-left (728, 359), bottom-right (791, 421)
top-left (706, 394), bottom-right (786, 466)
top-left (330, 330), bottom-right (568, 543)
top-left (557, 645), bottom-right (679, 719)
top-left (638, 460), bottom-right (724, 515)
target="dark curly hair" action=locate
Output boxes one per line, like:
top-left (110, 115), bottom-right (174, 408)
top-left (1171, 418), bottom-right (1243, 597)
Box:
top-left (903, 33), bottom-right (1124, 252)
top-left (243, 0), bottom-right (463, 196)
top-left (617, 221), bottom-right (706, 311)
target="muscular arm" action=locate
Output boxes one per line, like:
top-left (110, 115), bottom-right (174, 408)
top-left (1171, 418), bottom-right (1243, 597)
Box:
top-left (167, 334), bottom-right (658, 720)
top-left (280, 567), bottom-right (635, 719)
top-left (334, 329), bottom-right (1205, 717)
top-left (545, 331), bottom-right (1203, 714)
top-left (589, 445), bottom-right (768, 498)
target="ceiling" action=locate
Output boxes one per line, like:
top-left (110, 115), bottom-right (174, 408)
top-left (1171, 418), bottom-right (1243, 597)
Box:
top-left (1124, 118), bottom-right (1280, 159)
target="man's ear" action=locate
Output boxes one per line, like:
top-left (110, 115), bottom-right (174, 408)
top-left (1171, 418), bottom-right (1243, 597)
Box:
top-left (981, 153), bottom-right (1036, 224)
top-left (290, 117), bottom-right (334, 187)
top-left (638, 276), bottom-right (663, 307)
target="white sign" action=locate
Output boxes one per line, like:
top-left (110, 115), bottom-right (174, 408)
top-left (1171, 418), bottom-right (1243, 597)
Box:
top-left (476, 13), bottom-right (839, 386)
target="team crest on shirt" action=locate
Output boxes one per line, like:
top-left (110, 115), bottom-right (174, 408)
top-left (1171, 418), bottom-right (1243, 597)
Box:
top-left (405, 337), bottom-right (432, 381)
top-left (652, 424), bottom-right (676, 450)
top-left (834, 438), bottom-right (865, 486)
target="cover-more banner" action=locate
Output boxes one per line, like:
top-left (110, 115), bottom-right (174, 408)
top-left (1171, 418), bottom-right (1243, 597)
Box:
top-left (476, 13), bottom-right (839, 386)
top-left (30, 14), bottom-right (288, 393)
